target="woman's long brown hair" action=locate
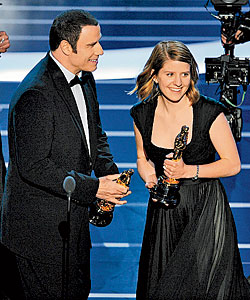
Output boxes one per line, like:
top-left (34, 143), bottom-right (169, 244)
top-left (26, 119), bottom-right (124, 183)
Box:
top-left (129, 40), bottom-right (200, 104)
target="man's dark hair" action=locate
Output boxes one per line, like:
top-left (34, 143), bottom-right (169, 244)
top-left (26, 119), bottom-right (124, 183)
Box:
top-left (49, 10), bottom-right (98, 53)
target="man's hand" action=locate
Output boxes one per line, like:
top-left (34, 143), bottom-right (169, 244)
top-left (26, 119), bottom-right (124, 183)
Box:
top-left (0, 31), bottom-right (10, 53)
top-left (221, 30), bottom-right (244, 46)
top-left (96, 174), bottom-right (131, 205)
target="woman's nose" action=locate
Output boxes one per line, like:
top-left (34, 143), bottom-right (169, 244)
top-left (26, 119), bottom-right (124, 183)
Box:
top-left (173, 75), bottom-right (182, 86)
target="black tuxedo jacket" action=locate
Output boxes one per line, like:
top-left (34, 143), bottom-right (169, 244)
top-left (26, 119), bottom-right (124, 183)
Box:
top-left (0, 133), bottom-right (6, 201)
top-left (0, 53), bottom-right (118, 264)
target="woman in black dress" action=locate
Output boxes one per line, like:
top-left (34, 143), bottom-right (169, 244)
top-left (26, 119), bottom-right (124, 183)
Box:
top-left (130, 41), bottom-right (250, 299)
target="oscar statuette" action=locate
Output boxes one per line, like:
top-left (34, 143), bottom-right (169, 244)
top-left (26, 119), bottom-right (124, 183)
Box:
top-left (150, 125), bottom-right (189, 208)
top-left (89, 169), bottom-right (134, 227)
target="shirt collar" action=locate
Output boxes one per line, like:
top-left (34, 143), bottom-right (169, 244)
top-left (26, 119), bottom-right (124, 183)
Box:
top-left (49, 51), bottom-right (82, 84)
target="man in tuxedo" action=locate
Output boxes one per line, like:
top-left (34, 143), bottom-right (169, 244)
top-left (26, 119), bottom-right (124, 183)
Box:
top-left (0, 10), bottom-right (130, 300)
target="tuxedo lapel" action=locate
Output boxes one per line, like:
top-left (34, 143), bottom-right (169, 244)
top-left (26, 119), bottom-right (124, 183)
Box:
top-left (47, 55), bottom-right (90, 156)
top-left (81, 73), bottom-right (97, 161)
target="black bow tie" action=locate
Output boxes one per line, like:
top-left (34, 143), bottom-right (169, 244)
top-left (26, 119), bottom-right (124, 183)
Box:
top-left (69, 75), bottom-right (82, 87)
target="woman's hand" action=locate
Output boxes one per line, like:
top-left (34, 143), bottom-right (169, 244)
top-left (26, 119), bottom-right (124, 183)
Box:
top-left (163, 153), bottom-right (186, 179)
top-left (145, 175), bottom-right (158, 202)
top-left (145, 174), bottom-right (158, 190)
top-left (145, 181), bottom-right (157, 189)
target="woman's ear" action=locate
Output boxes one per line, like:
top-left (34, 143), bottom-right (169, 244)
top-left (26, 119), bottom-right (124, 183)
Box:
top-left (59, 40), bottom-right (72, 56)
top-left (151, 69), bottom-right (158, 84)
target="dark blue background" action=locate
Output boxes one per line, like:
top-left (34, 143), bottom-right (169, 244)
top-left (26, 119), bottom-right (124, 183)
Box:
top-left (0, 1), bottom-right (249, 298)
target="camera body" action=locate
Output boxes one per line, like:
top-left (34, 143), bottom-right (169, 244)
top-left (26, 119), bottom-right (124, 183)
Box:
top-left (205, 1), bottom-right (250, 87)
top-left (205, 56), bottom-right (249, 86)
top-left (211, 0), bottom-right (249, 12)
top-left (205, 0), bottom-right (250, 141)
top-left (211, 0), bottom-right (248, 4)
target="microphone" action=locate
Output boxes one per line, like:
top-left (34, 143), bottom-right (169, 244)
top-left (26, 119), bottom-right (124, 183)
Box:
top-left (63, 176), bottom-right (76, 196)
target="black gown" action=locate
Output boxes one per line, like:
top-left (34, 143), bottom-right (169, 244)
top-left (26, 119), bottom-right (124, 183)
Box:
top-left (130, 95), bottom-right (250, 300)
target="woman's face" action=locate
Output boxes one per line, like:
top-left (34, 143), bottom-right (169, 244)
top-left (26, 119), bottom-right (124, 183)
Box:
top-left (154, 59), bottom-right (191, 102)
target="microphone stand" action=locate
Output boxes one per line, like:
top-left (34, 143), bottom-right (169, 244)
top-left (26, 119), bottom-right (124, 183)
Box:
top-left (59, 176), bottom-right (75, 300)
top-left (65, 191), bottom-right (72, 300)
top-left (58, 193), bottom-right (71, 300)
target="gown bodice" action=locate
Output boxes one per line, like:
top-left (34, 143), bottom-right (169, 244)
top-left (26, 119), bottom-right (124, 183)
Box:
top-left (131, 94), bottom-right (225, 177)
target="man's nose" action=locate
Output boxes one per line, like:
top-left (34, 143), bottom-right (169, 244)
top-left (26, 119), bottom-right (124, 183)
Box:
top-left (95, 42), bottom-right (104, 56)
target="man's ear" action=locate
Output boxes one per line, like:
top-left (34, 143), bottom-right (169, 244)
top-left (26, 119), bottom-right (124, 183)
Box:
top-left (59, 40), bottom-right (72, 56)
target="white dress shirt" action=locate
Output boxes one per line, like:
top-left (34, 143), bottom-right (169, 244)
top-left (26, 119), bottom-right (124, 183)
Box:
top-left (49, 52), bottom-right (90, 154)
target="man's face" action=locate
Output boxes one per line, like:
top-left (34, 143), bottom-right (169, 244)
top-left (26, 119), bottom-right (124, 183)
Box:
top-left (68, 25), bottom-right (104, 74)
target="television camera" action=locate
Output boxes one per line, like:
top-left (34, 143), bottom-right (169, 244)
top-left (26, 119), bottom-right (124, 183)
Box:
top-left (205, 0), bottom-right (250, 142)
